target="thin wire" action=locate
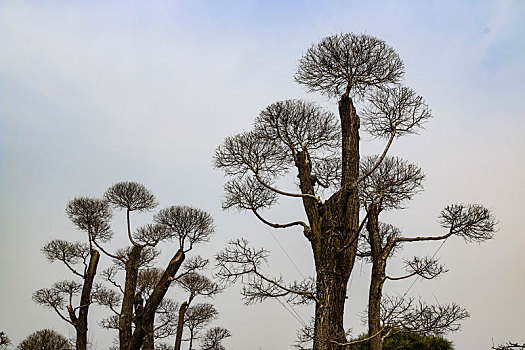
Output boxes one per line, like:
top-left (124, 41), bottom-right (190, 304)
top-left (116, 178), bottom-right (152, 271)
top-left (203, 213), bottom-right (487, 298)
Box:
top-left (402, 238), bottom-right (448, 298)
top-left (275, 296), bottom-right (307, 327)
top-left (267, 227), bottom-right (306, 279)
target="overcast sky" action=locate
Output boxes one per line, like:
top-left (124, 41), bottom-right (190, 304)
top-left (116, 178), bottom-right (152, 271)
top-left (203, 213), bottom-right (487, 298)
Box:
top-left (1, 1), bottom-right (524, 349)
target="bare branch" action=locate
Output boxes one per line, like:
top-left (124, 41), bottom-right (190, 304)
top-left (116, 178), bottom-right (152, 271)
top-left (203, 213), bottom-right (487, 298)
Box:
top-left (214, 130), bottom-right (291, 178)
top-left (251, 208), bottom-right (309, 231)
top-left (42, 240), bottom-right (90, 278)
top-left (104, 181), bottom-right (158, 212)
top-left (439, 203), bottom-right (497, 242)
top-left (92, 284), bottom-right (121, 315)
top-left (362, 86), bottom-right (432, 138)
top-left (380, 295), bottom-right (469, 337)
top-left (200, 327), bottom-right (232, 350)
top-left (216, 239), bottom-right (318, 305)
top-left (65, 197), bottom-right (113, 243)
top-left (295, 33), bottom-right (405, 98)
top-left (359, 156), bottom-right (425, 211)
top-left (154, 205), bottom-right (215, 251)
top-left (222, 176), bottom-right (278, 211)
top-left (395, 203), bottom-right (496, 244)
top-left (386, 256), bottom-right (447, 281)
top-left (255, 99), bottom-right (341, 157)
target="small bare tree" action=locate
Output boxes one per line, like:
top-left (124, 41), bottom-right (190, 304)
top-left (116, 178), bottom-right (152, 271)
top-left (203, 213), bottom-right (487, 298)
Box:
top-left (183, 303), bottom-right (218, 350)
top-left (33, 197), bottom-right (112, 350)
top-left (173, 271), bottom-right (222, 350)
top-left (17, 329), bottom-right (73, 350)
top-left (356, 155), bottom-right (496, 350)
top-left (200, 327), bottom-right (231, 350)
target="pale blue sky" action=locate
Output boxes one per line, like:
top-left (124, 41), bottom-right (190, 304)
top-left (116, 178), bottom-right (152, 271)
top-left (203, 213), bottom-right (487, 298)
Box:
top-left (1, 1), bottom-right (524, 349)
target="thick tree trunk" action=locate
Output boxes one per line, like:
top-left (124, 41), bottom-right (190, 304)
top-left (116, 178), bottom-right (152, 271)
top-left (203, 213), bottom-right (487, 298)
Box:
top-left (75, 249), bottom-right (100, 350)
top-left (308, 95), bottom-right (360, 350)
top-left (128, 249), bottom-right (185, 350)
top-left (174, 301), bottom-right (188, 350)
top-left (120, 245), bottom-right (143, 350)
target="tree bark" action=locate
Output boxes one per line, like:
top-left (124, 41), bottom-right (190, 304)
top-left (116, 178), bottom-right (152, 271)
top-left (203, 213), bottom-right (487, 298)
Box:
top-left (120, 245), bottom-right (143, 350)
top-left (75, 249), bottom-right (100, 350)
top-left (128, 249), bottom-right (185, 350)
top-left (367, 204), bottom-right (385, 350)
top-left (308, 96), bottom-right (360, 350)
top-left (174, 301), bottom-right (188, 350)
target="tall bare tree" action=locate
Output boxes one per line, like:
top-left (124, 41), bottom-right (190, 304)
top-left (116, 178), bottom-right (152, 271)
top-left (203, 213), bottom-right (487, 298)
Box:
top-left (92, 181), bottom-right (215, 350)
top-left (33, 197), bottom-right (112, 350)
top-left (214, 33), bottom-right (429, 350)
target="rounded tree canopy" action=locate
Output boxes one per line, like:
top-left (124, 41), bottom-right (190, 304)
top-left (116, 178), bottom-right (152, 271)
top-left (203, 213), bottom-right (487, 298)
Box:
top-left (17, 329), bottom-right (72, 350)
top-left (295, 33), bottom-right (405, 98)
top-left (104, 181), bottom-right (158, 212)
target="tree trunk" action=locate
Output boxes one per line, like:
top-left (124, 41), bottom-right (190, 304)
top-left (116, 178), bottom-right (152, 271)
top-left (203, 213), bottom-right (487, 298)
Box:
top-left (141, 318), bottom-right (155, 350)
top-left (174, 301), bottom-right (188, 350)
top-left (76, 249), bottom-right (100, 350)
top-left (120, 245), bottom-right (143, 350)
top-left (367, 204), bottom-right (385, 350)
top-left (308, 95), bottom-right (360, 350)
top-left (128, 249), bottom-right (185, 350)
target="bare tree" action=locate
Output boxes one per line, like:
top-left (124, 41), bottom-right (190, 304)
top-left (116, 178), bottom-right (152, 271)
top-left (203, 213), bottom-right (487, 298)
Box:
top-left (354, 155), bottom-right (496, 350)
top-left (33, 197), bottom-right (112, 350)
top-left (173, 271), bottom-right (221, 350)
top-left (92, 181), bottom-right (215, 350)
top-left (214, 33), bottom-right (430, 350)
top-left (184, 303), bottom-right (218, 350)
top-left (200, 327), bottom-right (231, 350)
top-left (17, 329), bottom-right (72, 350)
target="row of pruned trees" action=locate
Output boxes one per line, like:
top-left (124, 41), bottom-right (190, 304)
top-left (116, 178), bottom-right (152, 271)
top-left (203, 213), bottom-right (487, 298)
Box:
top-left (213, 33), bottom-right (498, 350)
top-left (32, 182), bottom-right (230, 350)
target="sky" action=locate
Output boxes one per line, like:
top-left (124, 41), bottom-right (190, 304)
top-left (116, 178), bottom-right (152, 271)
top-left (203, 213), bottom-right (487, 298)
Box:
top-left (1, 0), bottom-right (524, 349)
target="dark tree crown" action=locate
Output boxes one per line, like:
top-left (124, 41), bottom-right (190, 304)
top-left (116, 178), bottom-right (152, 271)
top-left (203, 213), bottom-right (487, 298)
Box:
top-left (104, 181), bottom-right (158, 212)
top-left (295, 33), bottom-right (405, 98)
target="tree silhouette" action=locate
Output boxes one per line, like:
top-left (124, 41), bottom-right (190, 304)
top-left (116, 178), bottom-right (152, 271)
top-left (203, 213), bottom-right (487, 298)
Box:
top-left (33, 197), bottom-right (112, 350)
top-left (215, 32), bottom-right (492, 350)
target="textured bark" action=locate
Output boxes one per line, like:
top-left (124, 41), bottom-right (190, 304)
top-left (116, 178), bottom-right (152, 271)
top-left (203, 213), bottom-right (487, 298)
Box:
top-left (128, 249), bottom-right (185, 350)
top-left (174, 301), bottom-right (188, 350)
top-left (120, 245), bottom-right (143, 350)
top-left (75, 249), bottom-right (100, 350)
top-left (142, 318), bottom-right (154, 350)
top-left (367, 204), bottom-right (385, 350)
top-left (306, 96), bottom-right (360, 350)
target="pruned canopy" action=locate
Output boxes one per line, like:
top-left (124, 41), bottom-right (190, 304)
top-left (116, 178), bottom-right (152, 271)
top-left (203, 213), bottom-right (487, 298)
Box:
top-left (104, 181), bottom-right (158, 212)
top-left (154, 206), bottom-right (215, 250)
top-left (360, 156), bottom-right (425, 211)
top-left (65, 197), bottom-right (113, 242)
top-left (361, 86), bottom-right (431, 138)
top-left (295, 33), bottom-right (405, 98)
top-left (439, 204), bottom-right (497, 242)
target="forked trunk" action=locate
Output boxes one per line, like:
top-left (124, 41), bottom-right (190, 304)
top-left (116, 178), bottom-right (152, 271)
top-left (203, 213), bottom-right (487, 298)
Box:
top-left (128, 249), bottom-right (185, 350)
top-left (309, 95), bottom-right (360, 350)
